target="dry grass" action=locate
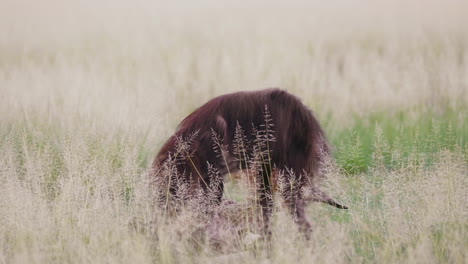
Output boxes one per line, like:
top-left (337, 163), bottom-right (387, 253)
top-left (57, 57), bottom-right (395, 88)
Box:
top-left (0, 0), bottom-right (467, 263)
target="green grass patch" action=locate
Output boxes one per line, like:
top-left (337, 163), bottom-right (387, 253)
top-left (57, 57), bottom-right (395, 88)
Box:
top-left (327, 108), bottom-right (467, 174)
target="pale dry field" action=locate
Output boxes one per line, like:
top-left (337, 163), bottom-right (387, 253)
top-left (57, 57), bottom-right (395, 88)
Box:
top-left (0, 0), bottom-right (467, 263)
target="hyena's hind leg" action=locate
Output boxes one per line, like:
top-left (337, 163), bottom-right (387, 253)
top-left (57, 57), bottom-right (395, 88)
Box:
top-left (280, 170), bottom-right (313, 239)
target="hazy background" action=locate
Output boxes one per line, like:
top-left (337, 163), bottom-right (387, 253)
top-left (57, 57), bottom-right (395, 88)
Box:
top-left (2, 0), bottom-right (467, 138)
top-left (0, 0), bottom-right (467, 263)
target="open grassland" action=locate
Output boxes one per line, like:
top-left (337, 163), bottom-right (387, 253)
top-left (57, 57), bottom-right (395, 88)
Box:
top-left (1, 0), bottom-right (467, 263)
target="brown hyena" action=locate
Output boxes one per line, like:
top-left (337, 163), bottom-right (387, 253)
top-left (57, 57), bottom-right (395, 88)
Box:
top-left (151, 88), bottom-right (347, 240)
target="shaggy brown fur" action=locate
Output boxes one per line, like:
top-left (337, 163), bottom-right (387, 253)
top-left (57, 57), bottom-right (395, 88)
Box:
top-left (152, 88), bottom-right (347, 239)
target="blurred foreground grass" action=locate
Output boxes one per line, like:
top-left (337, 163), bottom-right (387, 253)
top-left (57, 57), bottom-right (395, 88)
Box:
top-left (1, 108), bottom-right (466, 263)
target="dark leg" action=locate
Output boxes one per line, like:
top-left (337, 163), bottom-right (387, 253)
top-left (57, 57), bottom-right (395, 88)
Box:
top-left (283, 180), bottom-right (312, 239)
top-left (291, 199), bottom-right (312, 239)
top-left (259, 188), bottom-right (273, 239)
top-left (258, 167), bottom-right (273, 239)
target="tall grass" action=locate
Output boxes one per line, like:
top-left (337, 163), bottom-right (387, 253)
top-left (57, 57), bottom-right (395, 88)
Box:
top-left (1, 0), bottom-right (467, 263)
top-left (1, 117), bottom-right (466, 263)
